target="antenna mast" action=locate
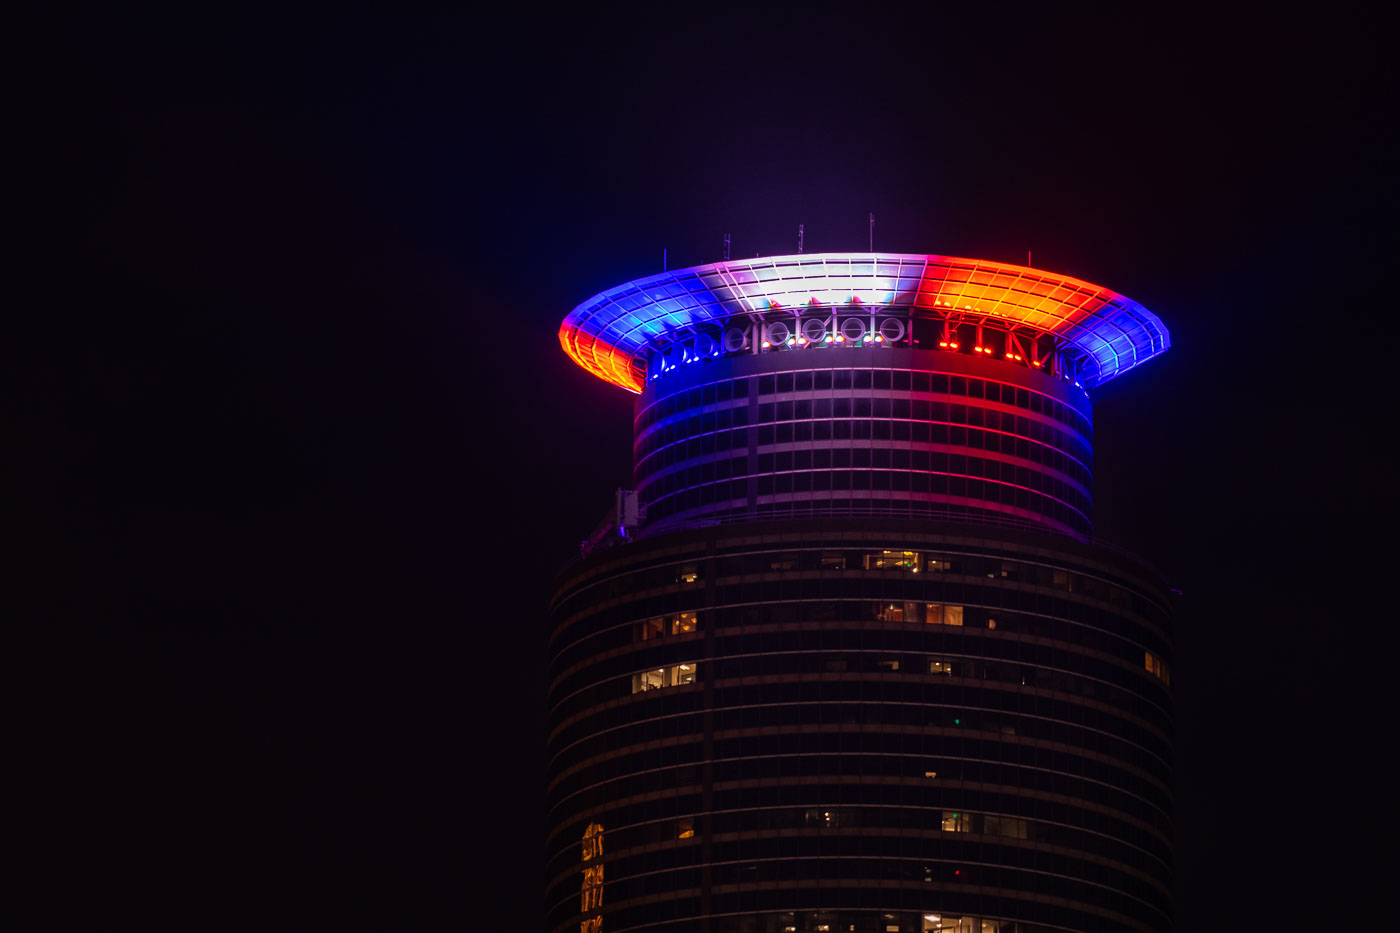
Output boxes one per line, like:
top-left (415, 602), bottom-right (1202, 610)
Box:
top-left (722, 233), bottom-right (731, 262)
top-left (797, 224), bottom-right (804, 254)
top-left (868, 212), bottom-right (875, 251)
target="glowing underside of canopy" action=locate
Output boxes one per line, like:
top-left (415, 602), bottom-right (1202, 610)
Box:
top-left (559, 253), bottom-right (1170, 393)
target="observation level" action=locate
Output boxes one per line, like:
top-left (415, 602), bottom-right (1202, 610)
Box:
top-left (558, 253), bottom-right (1169, 541)
top-left (559, 253), bottom-right (1169, 394)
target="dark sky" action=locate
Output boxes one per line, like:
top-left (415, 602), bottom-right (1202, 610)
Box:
top-left (20, 6), bottom-right (1396, 930)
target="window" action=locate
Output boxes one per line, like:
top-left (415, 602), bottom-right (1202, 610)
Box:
top-left (927, 557), bottom-right (952, 572)
top-left (768, 557), bottom-right (799, 571)
top-left (864, 550), bottom-right (923, 572)
top-left (677, 563), bottom-right (700, 584)
top-left (877, 659), bottom-right (900, 672)
top-left (581, 823), bottom-right (604, 920)
top-left (823, 658), bottom-right (848, 673)
top-left (929, 658), bottom-right (954, 676)
top-left (819, 553), bottom-right (847, 570)
top-left (1145, 650), bottom-right (1171, 684)
top-left (941, 811), bottom-right (969, 832)
top-left (632, 663), bottom-right (698, 693)
top-left (804, 808), bottom-right (844, 828)
top-left (983, 814), bottom-right (1029, 839)
top-left (675, 818), bottom-right (694, 839)
top-left (873, 602), bottom-right (905, 622)
top-left (926, 603), bottom-right (964, 626)
top-left (635, 612), bottom-right (698, 641)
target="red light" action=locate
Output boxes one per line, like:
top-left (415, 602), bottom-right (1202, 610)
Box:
top-left (954, 869), bottom-right (960, 876)
top-left (938, 341), bottom-right (949, 348)
top-left (1005, 352), bottom-right (1014, 358)
top-left (949, 342), bottom-right (958, 349)
top-left (1032, 360), bottom-right (1041, 367)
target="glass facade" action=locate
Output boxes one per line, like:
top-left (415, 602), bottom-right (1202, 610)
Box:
top-left (548, 522), bottom-right (1175, 933)
top-left (633, 350), bottom-right (1094, 538)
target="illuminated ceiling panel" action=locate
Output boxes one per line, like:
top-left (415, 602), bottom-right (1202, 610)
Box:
top-left (559, 253), bottom-right (1170, 393)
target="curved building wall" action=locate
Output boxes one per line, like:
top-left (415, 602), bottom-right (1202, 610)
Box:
top-left (547, 520), bottom-right (1175, 933)
top-left (633, 350), bottom-right (1093, 538)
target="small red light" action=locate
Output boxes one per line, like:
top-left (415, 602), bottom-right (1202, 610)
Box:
top-left (938, 341), bottom-right (948, 348)
top-left (949, 342), bottom-right (958, 349)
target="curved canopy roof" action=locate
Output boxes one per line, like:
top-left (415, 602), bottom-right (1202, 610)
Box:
top-left (559, 253), bottom-right (1169, 393)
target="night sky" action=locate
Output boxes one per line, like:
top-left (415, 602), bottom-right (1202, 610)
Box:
top-left (22, 7), bottom-right (1396, 930)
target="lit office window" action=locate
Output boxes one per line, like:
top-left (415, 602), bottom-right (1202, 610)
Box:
top-left (636, 612), bottom-right (698, 641)
top-left (864, 550), bottom-right (923, 572)
top-left (1145, 651), bottom-right (1171, 685)
top-left (926, 604), bottom-right (964, 626)
top-left (929, 658), bottom-right (955, 676)
top-left (675, 818), bottom-right (694, 839)
top-left (941, 811), bottom-right (969, 832)
top-left (927, 557), bottom-right (952, 572)
top-left (874, 602), bottom-right (906, 622)
top-left (631, 664), bottom-right (698, 693)
top-left (768, 557), bottom-right (799, 571)
top-left (819, 553), bottom-right (847, 570)
top-left (677, 564), bottom-right (700, 584)
top-left (580, 823), bottom-right (604, 929)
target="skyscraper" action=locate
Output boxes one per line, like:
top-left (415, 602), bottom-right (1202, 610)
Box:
top-left (548, 254), bottom-right (1174, 933)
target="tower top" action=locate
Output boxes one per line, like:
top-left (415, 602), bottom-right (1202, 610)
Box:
top-left (559, 252), bottom-right (1169, 394)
